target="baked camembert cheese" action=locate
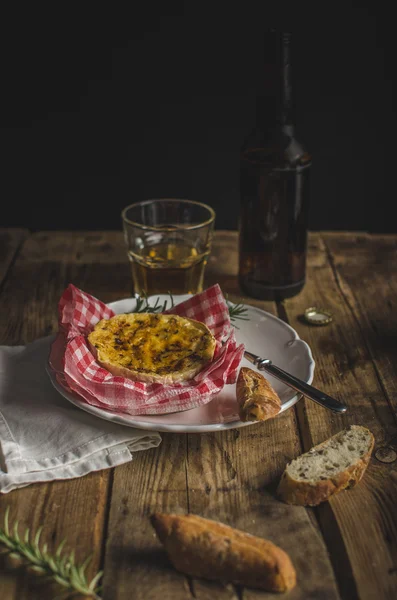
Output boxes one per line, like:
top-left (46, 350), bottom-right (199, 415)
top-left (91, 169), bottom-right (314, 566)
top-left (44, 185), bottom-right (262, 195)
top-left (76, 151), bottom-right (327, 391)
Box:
top-left (88, 313), bottom-right (216, 384)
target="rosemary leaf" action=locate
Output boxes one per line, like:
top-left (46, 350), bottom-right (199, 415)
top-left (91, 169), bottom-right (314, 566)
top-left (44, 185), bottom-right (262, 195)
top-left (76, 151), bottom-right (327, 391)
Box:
top-left (29, 565), bottom-right (47, 575)
top-left (77, 554), bottom-right (92, 580)
top-left (47, 554), bottom-right (59, 573)
top-left (88, 570), bottom-right (104, 592)
top-left (68, 550), bottom-right (75, 567)
top-left (13, 521), bottom-right (21, 544)
top-left (130, 292), bottom-right (250, 324)
top-left (9, 551), bottom-right (23, 562)
top-left (227, 301), bottom-right (249, 322)
top-left (53, 573), bottom-right (72, 588)
top-left (58, 553), bottom-right (70, 578)
top-left (131, 291), bottom-right (174, 314)
top-left (0, 508), bottom-right (103, 599)
top-left (4, 508), bottom-right (10, 536)
top-left (24, 527), bottom-right (30, 544)
top-left (0, 533), bottom-right (14, 550)
top-left (55, 538), bottom-right (66, 558)
top-left (20, 546), bottom-right (41, 565)
top-left (34, 526), bottom-right (43, 552)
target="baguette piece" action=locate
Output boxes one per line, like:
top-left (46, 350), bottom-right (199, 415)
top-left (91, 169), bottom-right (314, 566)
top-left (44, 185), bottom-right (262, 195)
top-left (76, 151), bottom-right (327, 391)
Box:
top-left (236, 367), bottom-right (281, 422)
top-left (150, 512), bottom-right (296, 592)
top-left (88, 312), bottom-right (216, 384)
top-left (277, 425), bottom-right (374, 506)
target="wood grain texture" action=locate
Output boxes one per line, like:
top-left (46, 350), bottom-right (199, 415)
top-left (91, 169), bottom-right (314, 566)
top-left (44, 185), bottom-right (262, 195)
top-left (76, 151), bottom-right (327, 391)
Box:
top-left (0, 231), bottom-right (130, 599)
top-left (321, 232), bottom-right (397, 420)
top-left (1, 230), bottom-right (396, 600)
top-left (0, 229), bottom-right (28, 290)
top-left (184, 419), bottom-right (339, 600)
top-left (101, 247), bottom-right (339, 600)
top-left (102, 434), bottom-right (192, 600)
top-left (282, 232), bottom-right (397, 600)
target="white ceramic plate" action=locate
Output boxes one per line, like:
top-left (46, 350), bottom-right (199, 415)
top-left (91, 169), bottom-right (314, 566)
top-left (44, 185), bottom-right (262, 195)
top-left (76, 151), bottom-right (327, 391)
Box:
top-left (46, 294), bottom-right (315, 433)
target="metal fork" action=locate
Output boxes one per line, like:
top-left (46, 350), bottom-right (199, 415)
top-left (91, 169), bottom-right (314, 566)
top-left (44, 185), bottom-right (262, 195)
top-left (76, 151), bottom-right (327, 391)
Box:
top-left (244, 351), bottom-right (348, 414)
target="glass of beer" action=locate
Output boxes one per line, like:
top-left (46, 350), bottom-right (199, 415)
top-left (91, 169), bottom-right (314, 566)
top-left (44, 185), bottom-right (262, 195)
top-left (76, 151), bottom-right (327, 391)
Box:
top-left (121, 199), bottom-right (216, 296)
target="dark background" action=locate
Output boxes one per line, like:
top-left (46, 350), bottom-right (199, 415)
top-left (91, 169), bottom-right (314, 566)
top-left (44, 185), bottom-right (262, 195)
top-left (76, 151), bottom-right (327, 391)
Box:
top-left (1, 2), bottom-right (395, 233)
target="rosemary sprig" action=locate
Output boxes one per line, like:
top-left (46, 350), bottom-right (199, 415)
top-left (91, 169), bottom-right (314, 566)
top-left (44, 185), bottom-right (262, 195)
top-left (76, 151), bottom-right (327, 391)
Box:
top-left (133, 291), bottom-right (174, 314)
top-left (0, 507), bottom-right (102, 599)
top-left (132, 292), bottom-right (249, 323)
top-left (226, 300), bottom-right (249, 323)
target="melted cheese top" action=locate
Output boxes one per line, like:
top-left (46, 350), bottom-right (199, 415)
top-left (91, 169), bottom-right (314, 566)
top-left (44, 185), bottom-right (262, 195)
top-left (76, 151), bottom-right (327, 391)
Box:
top-left (88, 313), bottom-right (215, 376)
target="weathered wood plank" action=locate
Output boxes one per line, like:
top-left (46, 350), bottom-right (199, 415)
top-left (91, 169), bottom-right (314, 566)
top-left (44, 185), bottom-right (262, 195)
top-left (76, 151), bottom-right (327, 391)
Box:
top-left (0, 228), bottom-right (28, 289)
top-left (3, 229), bottom-right (396, 600)
top-left (102, 434), bottom-right (192, 600)
top-left (0, 230), bottom-right (29, 600)
top-left (102, 236), bottom-right (339, 600)
top-left (0, 231), bottom-right (132, 599)
top-left (185, 419), bottom-right (339, 600)
top-left (282, 233), bottom-right (397, 600)
top-left (321, 232), bottom-right (397, 420)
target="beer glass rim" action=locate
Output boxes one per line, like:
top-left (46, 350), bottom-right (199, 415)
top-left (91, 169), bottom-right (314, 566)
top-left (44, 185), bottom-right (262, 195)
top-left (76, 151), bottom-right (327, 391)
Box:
top-left (121, 198), bottom-right (216, 231)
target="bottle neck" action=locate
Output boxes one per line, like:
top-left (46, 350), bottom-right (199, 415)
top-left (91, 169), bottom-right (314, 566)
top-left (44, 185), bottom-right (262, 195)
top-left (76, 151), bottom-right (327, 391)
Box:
top-left (255, 31), bottom-right (296, 133)
top-left (281, 32), bottom-right (294, 129)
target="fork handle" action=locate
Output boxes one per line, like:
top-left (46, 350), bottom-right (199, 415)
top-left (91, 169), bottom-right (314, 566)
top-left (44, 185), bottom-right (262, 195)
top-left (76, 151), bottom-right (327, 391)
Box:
top-left (244, 350), bottom-right (347, 414)
top-left (259, 360), bottom-right (347, 413)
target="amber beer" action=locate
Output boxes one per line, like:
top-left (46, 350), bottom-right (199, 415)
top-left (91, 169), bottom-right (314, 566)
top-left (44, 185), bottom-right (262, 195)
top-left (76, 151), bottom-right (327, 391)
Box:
top-left (122, 199), bottom-right (215, 297)
top-left (128, 242), bottom-right (209, 295)
top-left (238, 31), bottom-right (312, 300)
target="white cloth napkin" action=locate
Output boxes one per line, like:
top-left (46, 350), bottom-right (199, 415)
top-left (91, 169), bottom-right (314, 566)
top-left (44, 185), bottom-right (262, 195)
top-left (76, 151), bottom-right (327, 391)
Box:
top-left (0, 336), bottom-right (162, 493)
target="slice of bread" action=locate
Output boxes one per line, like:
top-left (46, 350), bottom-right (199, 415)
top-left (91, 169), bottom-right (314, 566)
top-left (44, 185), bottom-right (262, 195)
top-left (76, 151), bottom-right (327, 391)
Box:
top-left (236, 367), bottom-right (281, 422)
top-left (277, 425), bottom-right (374, 506)
top-left (88, 312), bottom-right (216, 384)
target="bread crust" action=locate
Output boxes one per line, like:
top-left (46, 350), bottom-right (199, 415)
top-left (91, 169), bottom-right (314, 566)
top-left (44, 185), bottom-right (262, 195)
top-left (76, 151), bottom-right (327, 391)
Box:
top-left (151, 512), bottom-right (296, 592)
top-left (88, 313), bottom-right (216, 384)
top-left (277, 426), bottom-right (375, 506)
top-left (236, 367), bottom-right (281, 422)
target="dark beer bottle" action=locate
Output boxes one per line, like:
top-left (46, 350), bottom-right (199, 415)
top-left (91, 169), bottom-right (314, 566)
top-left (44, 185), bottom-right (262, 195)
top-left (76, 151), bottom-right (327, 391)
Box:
top-left (238, 30), bottom-right (312, 300)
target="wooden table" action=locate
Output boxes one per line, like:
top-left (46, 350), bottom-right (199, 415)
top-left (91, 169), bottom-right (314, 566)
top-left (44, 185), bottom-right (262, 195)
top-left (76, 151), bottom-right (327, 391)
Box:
top-left (0, 229), bottom-right (396, 600)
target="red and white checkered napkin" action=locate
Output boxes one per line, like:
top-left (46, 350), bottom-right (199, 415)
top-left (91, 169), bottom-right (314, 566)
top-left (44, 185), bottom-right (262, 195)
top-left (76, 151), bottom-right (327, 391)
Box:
top-left (49, 284), bottom-right (245, 416)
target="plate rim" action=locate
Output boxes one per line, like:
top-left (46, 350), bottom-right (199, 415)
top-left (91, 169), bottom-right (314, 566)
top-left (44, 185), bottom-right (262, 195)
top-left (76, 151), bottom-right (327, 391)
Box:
top-left (46, 296), bottom-right (315, 433)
